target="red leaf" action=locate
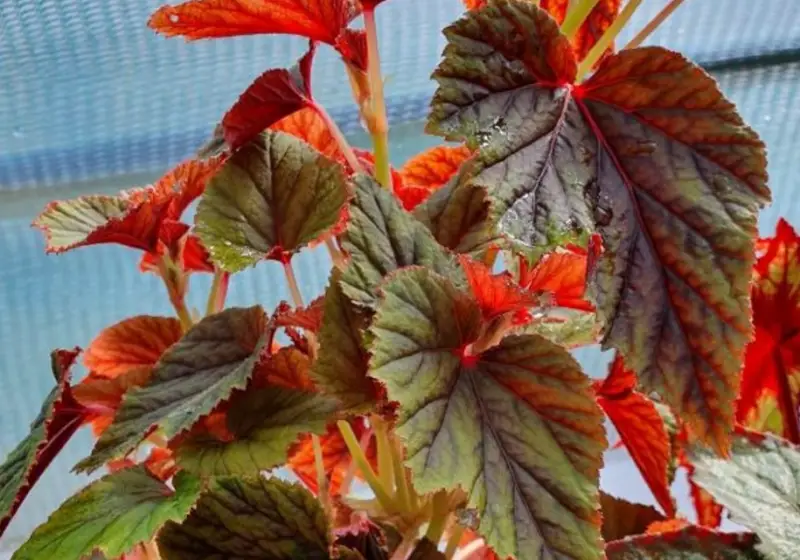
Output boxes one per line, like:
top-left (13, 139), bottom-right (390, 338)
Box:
top-left (596, 354), bottom-right (675, 516)
top-left (149, 0), bottom-right (358, 45)
top-left (84, 316), bottom-right (183, 378)
top-left (540, 0), bottom-right (620, 62)
top-left (158, 158), bottom-right (225, 221)
top-left (274, 298), bottom-right (326, 333)
top-left (221, 44), bottom-right (316, 152)
top-left (335, 28), bottom-right (368, 73)
top-left (143, 447), bottom-right (178, 481)
top-left (271, 107), bottom-right (341, 160)
top-left (287, 417), bottom-right (373, 495)
top-left (678, 440), bottom-right (724, 528)
top-left (398, 145), bottom-right (472, 209)
top-left (358, 0), bottom-right (388, 9)
top-left (0, 349), bottom-right (87, 537)
top-left (518, 248), bottom-right (593, 312)
top-left (737, 218), bottom-right (800, 443)
top-left (181, 234), bottom-right (215, 273)
top-left (459, 255), bottom-right (538, 322)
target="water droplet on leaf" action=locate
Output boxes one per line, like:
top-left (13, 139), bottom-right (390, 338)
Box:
top-left (169, 13), bottom-right (180, 23)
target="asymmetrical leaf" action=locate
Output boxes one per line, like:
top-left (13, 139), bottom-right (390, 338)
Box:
top-left (77, 306), bottom-right (269, 472)
top-left (219, 46), bottom-right (316, 152)
top-left (196, 130), bottom-right (348, 271)
top-left (600, 493), bottom-right (665, 542)
top-left (74, 368), bottom-right (153, 436)
top-left (595, 354), bottom-right (674, 516)
top-left (84, 316), bottom-right (183, 378)
top-left (312, 270), bottom-right (383, 409)
top-left (339, 175), bottom-right (458, 308)
top-left (158, 476), bottom-right (331, 559)
top-left (690, 431), bottom-right (800, 557)
top-left (413, 166), bottom-right (498, 256)
top-left (370, 267), bottom-right (606, 560)
top-left (0, 349), bottom-right (86, 537)
top-left (149, 0), bottom-right (357, 44)
top-left (12, 467), bottom-right (201, 560)
top-left (605, 525), bottom-right (762, 559)
top-left (176, 385), bottom-right (339, 477)
top-left (737, 219), bottom-right (800, 441)
top-left (428, 0), bottom-right (769, 453)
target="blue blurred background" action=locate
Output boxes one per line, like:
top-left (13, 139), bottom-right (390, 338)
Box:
top-left (1, 0), bottom-right (799, 552)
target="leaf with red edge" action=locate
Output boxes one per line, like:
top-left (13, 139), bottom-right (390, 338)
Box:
top-left (517, 247), bottom-right (593, 312)
top-left (271, 107), bottom-right (341, 160)
top-left (84, 316), bottom-right (183, 378)
top-left (76, 306), bottom-right (271, 473)
top-left (288, 417), bottom-right (371, 495)
top-left (74, 368), bottom-right (152, 437)
top-left (595, 354), bottom-right (675, 516)
top-left (196, 130), bottom-right (348, 271)
top-left (0, 349), bottom-right (88, 537)
top-left (371, 267), bottom-right (606, 559)
top-left (216, 44), bottom-right (316, 153)
top-left (428, 0), bottom-right (769, 454)
top-left (149, 0), bottom-right (357, 44)
top-left (274, 298), bottom-right (326, 334)
top-left (605, 525), bottom-right (762, 558)
top-left (737, 219), bottom-right (800, 443)
top-left (399, 145), bottom-right (473, 205)
top-left (459, 255), bottom-right (538, 321)
top-left (159, 158), bottom-right (225, 221)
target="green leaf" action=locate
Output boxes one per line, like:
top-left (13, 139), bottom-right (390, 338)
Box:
top-left (158, 476), bottom-right (331, 559)
top-left (370, 267), bottom-right (606, 560)
top-left (600, 492), bottom-right (665, 542)
top-left (427, 0), bottom-right (769, 453)
top-left (1, 349), bottom-right (86, 537)
top-left (77, 306), bottom-right (270, 472)
top-left (12, 467), bottom-right (201, 560)
top-left (340, 174), bottom-right (459, 308)
top-left (195, 130), bottom-right (348, 271)
top-left (523, 313), bottom-right (599, 348)
top-left (176, 385), bottom-right (340, 476)
top-left (311, 269), bottom-right (382, 411)
top-left (605, 525), bottom-right (763, 559)
top-left (413, 165), bottom-right (499, 257)
top-left (689, 432), bottom-right (800, 557)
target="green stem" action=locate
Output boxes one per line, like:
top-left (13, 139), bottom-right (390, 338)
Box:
top-left (364, 8), bottom-right (392, 190)
top-left (576, 0), bottom-right (643, 80)
top-left (313, 102), bottom-right (363, 174)
top-left (158, 255), bottom-right (193, 331)
top-left (205, 269), bottom-right (229, 316)
top-left (281, 259), bottom-right (304, 308)
top-left (338, 420), bottom-right (395, 511)
top-left (425, 491), bottom-right (451, 545)
top-left (340, 427), bottom-right (374, 497)
top-left (311, 434), bottom-right (332, 515)
top-left (444, 523), bottom-right (466, 559)
top-left (324, 235), bottom-right (346, 270)
top-left (623, 0), bottom-right (686, 51)
top-left (390, 437), bottom-right (411, 514)
top-left (373, 417), bottom-right (395, 494)
top-left (560, 0), bottom-right (601, 40)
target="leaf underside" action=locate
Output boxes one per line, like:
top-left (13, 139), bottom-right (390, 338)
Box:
top-left (600, 492), bottom-right (665, 542)
top-left (196, 130), bottom-right (348, 271)
top-left (77, 306), bottom-right (269, 472)
top-left (158, 476), bottom-right (331, 559)
top-left (427, 0), bottom-right (769, 452)
top-left (370, 267), bottom-right (606, 560)
top-left (12, 467), bottom-right (201, 560)
top-left (689, 431), bottom-right (800, 557)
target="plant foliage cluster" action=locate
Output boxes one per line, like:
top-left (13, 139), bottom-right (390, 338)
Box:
top-left (1, 0), bottom-right (797, 558)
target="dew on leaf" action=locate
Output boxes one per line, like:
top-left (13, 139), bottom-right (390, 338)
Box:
top-left (169, 13), bottom-right (180, 23)
top-left (594, 205), bottom-right (613, 227)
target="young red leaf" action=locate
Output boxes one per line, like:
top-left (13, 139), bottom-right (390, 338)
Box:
top-left (736, 219), bottom-right (800, 443)
top-left (371, 267), bottom-right (606, 559)
top-left (84, 316), bottom-right (183, 378)
top-left (605, 525), bottom-right (761, 558)
top-left (274, 298), bottom-right (326, 334)
top-left (459, 255), bottom-right (538, 321)
top-left (75, 306), bottom-right (271, 472)
top-left (428, 0), bottom-right (769, 454)
top-left (398, 145), bottom-right (473, 209)
top-left (218, 44), bottom-right (316, 152)
top-left (0, 349), bottom-right (87, 537)
top-left (271, 106), bottom-right (341, 160)
top-left (196, 130), bottom-right (348, 271)
top-left (149, 0), bottom-right (357, 44)
top-left (595, 355), bottom-right (675, 516)
top-left (336, 28), bottom-right (368, 72)
top-left (158, 158), bottom-right (225, 222)
top-left (685, 460), bottom-right (724, 528)
top-left (517, 247), bottom-right (593, 312)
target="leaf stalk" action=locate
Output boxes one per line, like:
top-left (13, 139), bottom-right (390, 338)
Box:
top-left (561, 0), bottom-right (602, 40)
top-left (623, 0), bottom-right (686, 50)
top-left (337, 420), bottom-right (395, 511)
top-left (364, 8), bottom-right (393, 190)
top-left (576, 0), bottom-right (643, 80)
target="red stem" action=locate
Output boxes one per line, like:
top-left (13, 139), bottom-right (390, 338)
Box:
top-left (775, 348), bottom-right (800, 443)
